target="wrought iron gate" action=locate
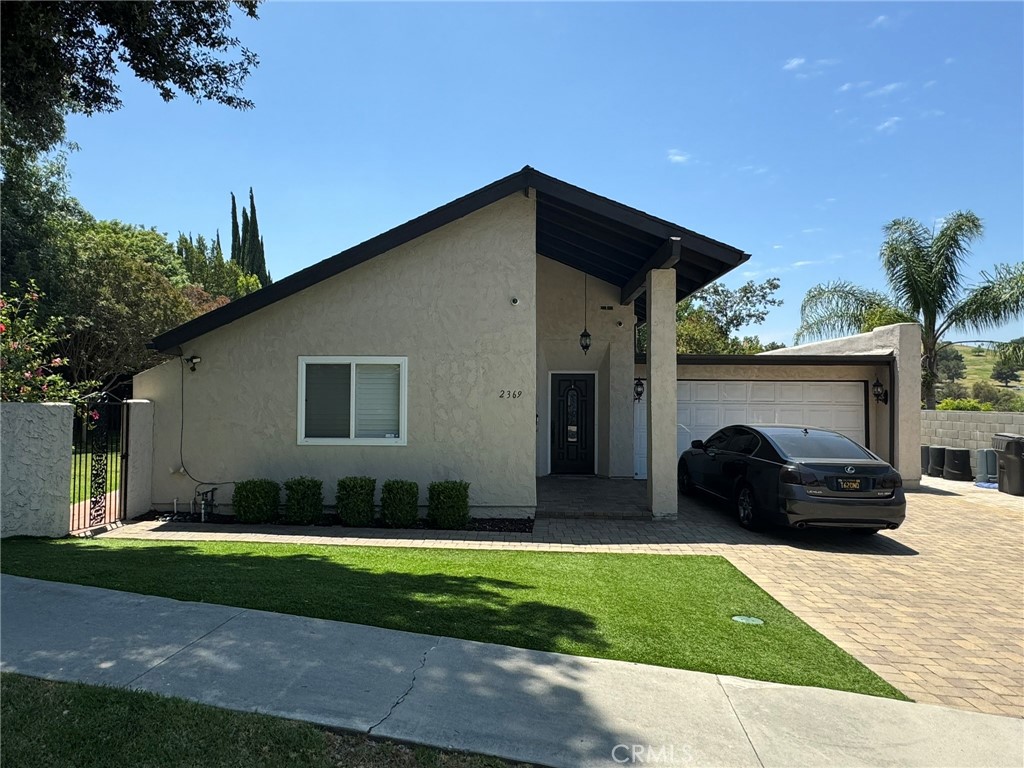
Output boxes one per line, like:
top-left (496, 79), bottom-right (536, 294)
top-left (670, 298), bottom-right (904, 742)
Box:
top-left (70, 399), bottom-right (128, 534)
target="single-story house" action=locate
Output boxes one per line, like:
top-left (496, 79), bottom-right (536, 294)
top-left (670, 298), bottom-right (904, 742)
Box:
top-left (135, 166), bottom-right (920, 520)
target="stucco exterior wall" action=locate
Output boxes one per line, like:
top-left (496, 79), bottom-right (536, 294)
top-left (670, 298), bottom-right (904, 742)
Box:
top-left (136, 194), bottom-right (537, 514)
top-left (535, 256), bottom-right (635, 477)
top-left (922, 410), bottom-right (1024, 476)
top-left (1, 403), bottom-right (72, 538)
top-left (635, 362), bottom-right (891, 463)
top-left (762, 323), bottom-right (921, 486)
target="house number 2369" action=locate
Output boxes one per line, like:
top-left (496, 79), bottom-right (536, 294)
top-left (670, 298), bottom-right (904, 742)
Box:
top-left (499, 390), bottom-right (523, 399)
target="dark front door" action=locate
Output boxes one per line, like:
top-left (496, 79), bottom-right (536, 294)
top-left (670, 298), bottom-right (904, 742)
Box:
top-left (551, 374), bottom-right (595, 474)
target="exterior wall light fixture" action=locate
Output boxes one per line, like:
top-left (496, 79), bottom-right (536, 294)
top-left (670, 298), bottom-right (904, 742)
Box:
top-left (633, 378), bottom-right (645, 403)
top-left (185, 355), bottom-right (202, 372)
top-left (872, 378), bottom-right (889, 405)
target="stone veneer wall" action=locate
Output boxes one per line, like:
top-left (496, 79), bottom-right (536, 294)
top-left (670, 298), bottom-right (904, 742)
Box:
top-left (1, 402), bottom-right (72, 538)
top-left (921, 410), bottom-right (1024, 475)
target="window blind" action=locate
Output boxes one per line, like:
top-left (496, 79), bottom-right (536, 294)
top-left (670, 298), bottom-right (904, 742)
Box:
top-left (354, 364), bottom-right (400, 438)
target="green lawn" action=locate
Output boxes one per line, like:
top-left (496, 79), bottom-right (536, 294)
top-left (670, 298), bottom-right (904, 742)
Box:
top-left (70, 449), bottom-right (120, 504)
top-left (0, 538), bottom-right (905, 700)
top-left (951, 344), bottom-right (1022, 392)
top-left (0, 673), bottom-right (519, 768)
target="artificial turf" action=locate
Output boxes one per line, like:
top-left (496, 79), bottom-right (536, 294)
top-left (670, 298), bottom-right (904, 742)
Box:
top-left (0, 538), bottom-right (906, 700)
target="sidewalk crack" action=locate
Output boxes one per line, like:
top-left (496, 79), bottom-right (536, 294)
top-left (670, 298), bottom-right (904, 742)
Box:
top-left (122, 608), bottom-right (247, 688)
top-left (716, 677), bottom-right (765, 768)
top-left (367, 639), bottom-right (439, 734)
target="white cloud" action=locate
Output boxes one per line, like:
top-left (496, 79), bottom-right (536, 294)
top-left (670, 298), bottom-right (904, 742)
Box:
top-left (876, 116), bottom-right (903, 133)
top-left (772, 245), bottom-right (783, 250)
top-left (782, 57), bottom-right (805, 71)
top-left (924, 80), bottom-right (937, 88)
top-left (815, 58), bottom-right (840, 67)
top-left (667, 149), bottom-right (691, 164)
top-left (920, 109), bottom-right (945, 119)
top-left (944, 57), bottom-right (955, 65)
top-left (869, 15), bottom-right (889, 28)
top-left (866, 82), bottom-right (906, 98)
top-left (801, 227), bottom-right (823, 234)
top-left (738, 164), bottom-right (769, 175)
top-left (825, 197), bottom-right (836, 203)
top-left (838, 81), bottom-right (872, 93)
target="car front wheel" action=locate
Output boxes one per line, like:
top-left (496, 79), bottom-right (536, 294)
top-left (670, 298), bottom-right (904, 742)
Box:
top-left (735, 484), bottom-right (761, 530)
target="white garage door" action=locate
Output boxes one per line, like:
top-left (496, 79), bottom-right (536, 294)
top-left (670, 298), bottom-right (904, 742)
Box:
top-left (634, 380), bottom-right (866, 479)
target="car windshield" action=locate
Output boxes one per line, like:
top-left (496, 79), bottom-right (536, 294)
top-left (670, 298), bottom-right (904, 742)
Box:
top-left (763, 428), bottom-right (873, 460)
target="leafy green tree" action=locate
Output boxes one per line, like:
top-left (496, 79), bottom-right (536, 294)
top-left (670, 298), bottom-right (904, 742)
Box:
top-left (79, 220), bottom-right (188, 287)
top-left (936, 346), bottom-right (966, 384)
top-left (795, 212), bottom-right (1024, 408)
top-left (0, 153), bottom-right (91, 319)
top-left (675, 278), bottom-right (783, 354)
top-left (1, 1), bottom-right (260, 157)
top-left (0, 281), bottom-right (94, 402)
top-left (996, 336), bottom-right (1024, 370)
top-left (991, 360), bottom-right (1022, 388)
top-left (637, 278), bottom-right (784, 355)
top-left (58, 222), bottom-right (194, 388)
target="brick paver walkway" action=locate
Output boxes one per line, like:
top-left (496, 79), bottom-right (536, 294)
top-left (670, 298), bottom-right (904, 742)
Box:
top-left (99, 477), bottom-right (1023, 717)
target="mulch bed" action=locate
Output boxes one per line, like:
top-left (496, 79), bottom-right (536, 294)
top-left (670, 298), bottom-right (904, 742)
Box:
top-left (137, 509), bottom-right (534, 533)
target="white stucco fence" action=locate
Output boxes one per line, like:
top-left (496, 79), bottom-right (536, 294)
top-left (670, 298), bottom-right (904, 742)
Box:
top-left (0, 402), bottom-right (73, 538)
top-left (921, 409), bottom-right (1024, 476)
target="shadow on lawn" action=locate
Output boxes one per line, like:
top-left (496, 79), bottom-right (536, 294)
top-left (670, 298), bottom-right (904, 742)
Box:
top-left (1, 540), bottom-right (642, 766)
top-left (1, 538), bottom-right (607, 659)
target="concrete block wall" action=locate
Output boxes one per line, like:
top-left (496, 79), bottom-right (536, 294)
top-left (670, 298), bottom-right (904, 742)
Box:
top-left (921, 410), bottom-right (1024, 475)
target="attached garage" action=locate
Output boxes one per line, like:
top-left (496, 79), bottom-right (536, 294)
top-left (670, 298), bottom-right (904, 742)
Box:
top-left (633, 354), bottom-right (894, 481)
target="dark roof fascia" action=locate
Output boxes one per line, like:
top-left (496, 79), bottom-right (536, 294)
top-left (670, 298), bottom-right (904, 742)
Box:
top-left (153, 166), bottom-right (750, 352)
top-left (633, 353), bottom-right (896, 366)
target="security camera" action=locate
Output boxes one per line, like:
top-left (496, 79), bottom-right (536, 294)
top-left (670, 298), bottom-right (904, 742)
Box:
top-left (510, 297), bottom-right (520, 306)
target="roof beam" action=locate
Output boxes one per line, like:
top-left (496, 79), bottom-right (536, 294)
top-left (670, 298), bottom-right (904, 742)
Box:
top-left (621, 238), bottom-right (681, 305)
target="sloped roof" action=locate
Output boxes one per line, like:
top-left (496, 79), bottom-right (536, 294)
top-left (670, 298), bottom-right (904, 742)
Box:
top-left (152, 166), bottom-right (749, 352)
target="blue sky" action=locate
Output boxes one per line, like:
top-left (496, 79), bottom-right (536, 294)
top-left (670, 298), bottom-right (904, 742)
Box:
top-left (63, 2), bottom-right (1023, 344)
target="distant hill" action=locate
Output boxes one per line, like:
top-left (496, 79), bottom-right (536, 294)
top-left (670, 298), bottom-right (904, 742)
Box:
top-left (939, 344), bottom-right (1022, 395)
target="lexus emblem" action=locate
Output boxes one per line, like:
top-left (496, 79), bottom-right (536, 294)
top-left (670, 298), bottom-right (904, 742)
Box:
top-left (845, 466), bottom-right (856, 474)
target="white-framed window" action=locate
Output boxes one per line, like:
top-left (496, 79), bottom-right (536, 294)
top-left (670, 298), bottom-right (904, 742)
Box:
top-left (297, 356), bottom-right (408, 445)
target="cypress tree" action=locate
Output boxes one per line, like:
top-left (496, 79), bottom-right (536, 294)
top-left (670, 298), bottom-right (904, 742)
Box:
top-left (229, 193), bottom-right (241, 264)
top-left (246, 188), bottom-right (269, 287)
top-left (240, 206), bottom-right (250, 273)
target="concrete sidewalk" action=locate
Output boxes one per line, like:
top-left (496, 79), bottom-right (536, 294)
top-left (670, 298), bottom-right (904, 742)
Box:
top-left (2, 576), bottom-right (1020, 768)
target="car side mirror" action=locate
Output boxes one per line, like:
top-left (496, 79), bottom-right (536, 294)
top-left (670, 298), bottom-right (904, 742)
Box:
top-left (691, 440), bottom-right (705, 451)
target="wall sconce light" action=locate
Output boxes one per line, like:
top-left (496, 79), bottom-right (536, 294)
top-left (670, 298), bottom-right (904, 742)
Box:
top-left (185, 355), bottom-right (202, 372)
top-left (579, 274), bottom-right (591, 355)
top-left (872, 378), bottom-right (889, 405)
top-left (633, 378), bottom-right (645, 403)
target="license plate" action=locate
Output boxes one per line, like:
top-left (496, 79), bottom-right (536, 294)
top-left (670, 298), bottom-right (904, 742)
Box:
top-left (837, 479), bottom-right (862, 491)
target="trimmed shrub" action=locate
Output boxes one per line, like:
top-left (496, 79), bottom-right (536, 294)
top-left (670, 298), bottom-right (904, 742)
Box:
top-left (427, 480), bottom-right (470, 530)
top-left (336, 476), bottom-right (376, 527)
top-left (231, 479), bottom-right (280, 523)
top-left (936, 398), bottom-right (992, 412)
top-left (283, 476), bottom-right (323, 524)
top-left (381, 480), bottom-right (419, 528)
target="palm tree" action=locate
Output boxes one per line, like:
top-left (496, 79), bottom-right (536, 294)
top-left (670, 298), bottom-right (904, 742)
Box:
top-left (795, 211), bottom-right (1024, 408)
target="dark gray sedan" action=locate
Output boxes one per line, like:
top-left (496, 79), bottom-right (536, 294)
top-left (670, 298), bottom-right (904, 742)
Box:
top-left (679, 425), bottom-right (906, 534)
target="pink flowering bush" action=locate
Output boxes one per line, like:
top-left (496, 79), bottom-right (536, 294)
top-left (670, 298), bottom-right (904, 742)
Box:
top-left (0, 281), bottom-right (91, 402)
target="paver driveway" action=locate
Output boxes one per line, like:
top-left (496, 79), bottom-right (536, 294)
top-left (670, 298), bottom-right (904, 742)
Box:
top-left (101, 477), bottom-right (1023, 717)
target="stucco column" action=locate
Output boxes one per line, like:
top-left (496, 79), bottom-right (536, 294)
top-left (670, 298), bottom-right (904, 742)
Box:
top-left (125, 399), bottom-right (154, 517)
top-left (894, 323), bottom-right (922, 488)
top-left (646, 268), bottom-right (678, 519)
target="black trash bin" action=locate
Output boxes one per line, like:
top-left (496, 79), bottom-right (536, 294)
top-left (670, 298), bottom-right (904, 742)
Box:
top-left (943, 448), bottom-right (973, 481)
top-left (921, 445), bottom-right (930, 474)
top-left (991, 433), bottom-right (1024, 497)
top-left (927, 445), bottom-right (946, 478)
